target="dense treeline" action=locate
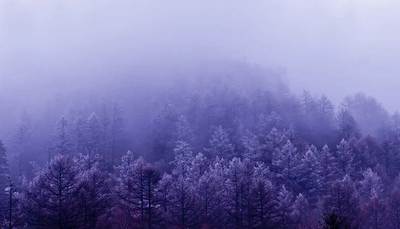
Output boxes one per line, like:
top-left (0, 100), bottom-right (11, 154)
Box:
top-left (1, 67), bottom-right (400, 228)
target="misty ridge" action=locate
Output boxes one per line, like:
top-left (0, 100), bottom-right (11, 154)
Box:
top-left (3, 0), bottom-right (400, 229)
top-left (0, 61), bottom-right (397, 229)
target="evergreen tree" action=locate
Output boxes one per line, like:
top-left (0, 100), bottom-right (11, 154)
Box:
top-left (175, 115), bottom-right (195, 146)
top-left (54, 116), bottom-right (72, 155)
top-left (318, 145), bottom-right (339, 193)
top-left (86, 113), bottom-right (102, 167)
top-left (337, 109), bottom-right (360, 140)
top-left (24, 155), bottom-right (80, 228)
top-left (386, 176), bottom-right (400, 229)
top-left (335, 139), bottom-right (355, 177)
top-left (109, 102), bottom-right (124, 169)
top-left (76, 156), bottom-right (111, 229)
top-left (196, 157), bottom-right (226, 228)
top-left (292, 193), bottom-right (317, 229)
top-left (297, 148), bottom-right (321, 203)
top-left (164, 155), bottom-right (199, 228)
top-left (205, 125), bottom-right (235, 159)
top-left (13, 111), bottom-right (32, 177)
top-left (323, 175), bottom-right (360, 228)
top-left (359, 168), bottom-right (384, 201)
top-left (116, 152), bottom-right (150, 226)
top-left (272, 140), bottom-right (300, 189)
top-left (251, 162), bottom-right (277, 228)
top-left (2, 177), bottom-right (23, 229)
top-left (0, 141), bottom-right (9, 222)
top-left (360, 189), bottom-right (386, 229)
top-left (275, 185), bottom-right (294, 228)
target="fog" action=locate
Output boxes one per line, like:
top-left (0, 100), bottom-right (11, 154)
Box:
top-left (4, 2), bottom-right (400, 227)
top-left (2, 0), bottom-right (400, 107)
top-left (1, 0), bottom-right (400, 136)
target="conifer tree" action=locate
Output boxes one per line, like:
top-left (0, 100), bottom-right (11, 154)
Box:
top-left (24, 155), bottom-right (80, 228)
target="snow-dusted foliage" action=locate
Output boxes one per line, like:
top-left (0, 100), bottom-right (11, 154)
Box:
top-left (3, 72), bottom-right (400, 228)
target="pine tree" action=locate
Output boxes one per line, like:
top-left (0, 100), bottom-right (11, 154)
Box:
top-left (175, 115), bottom-right (195, 146)
top-left (24, 154), bottom-right (80, 228)
top-left (323, 175), bottom-right (360, 228)
top-left (142, 165), bottom-right (161, 228)
top-left (3, 177), bottom-right (23, 229)
top-left (116, 152), bottom-right (146, 225)
top-left (318, 145), bottom-right (339, 193)
top-left (272, 140), bottom-right (300, 189)
top-left (164, 155), bottom-right (199, 228)
top-left (205, 125), bottom-right (235, 159)
top-left (386, 176), bottom-right (400, 229)
top-left (296, 148), bottom-right (321, 203)
top-left (335, 139), bottom-right (354, 177)
top-left (172, 140), bottom-right (194, 177)
top-left (241, 130), bottom-right (263, 161)
top-left (359, 168), bottom-right (384, 201)
top-left (196, 157), bottom-right (226, 228)
top-left (276, 185), bottom-right (294, 228)
top-left (337, 109), bottom-right (360, 140)
top-left (54, 116), bottom-right (72, 155)
top-left (292, 193), bottom-right (317, 229)
top-left (360, 189), bottom-right (386, 229)
top-left (86, 113), bottom-right (102, 167)
top-left (76, 157), bottom-right (111, 229)
top-left (0, 141), bottom-right (9, 222)
top-left (223, 158), bottom-right (254, 228)
top-left (109, 102), bottom-right (124, 169)
top-left (73, 115), bottom-right (87, 155)
top-left (13, 111), bottom-right (32, 177)
top-left (116, 151), bottom-right (161, 228)
top-left (251, 163), bottom-right (276, 228)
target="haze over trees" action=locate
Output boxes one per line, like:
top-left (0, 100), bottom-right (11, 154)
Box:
top-left (0, 63), bottom-right (400, 228)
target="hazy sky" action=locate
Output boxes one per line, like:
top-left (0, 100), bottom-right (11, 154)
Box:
top-left (1, 0), bottom-right (400, 111)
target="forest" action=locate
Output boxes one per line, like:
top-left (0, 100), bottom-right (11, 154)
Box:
top-left (0, 63), bottom-right (398, 229)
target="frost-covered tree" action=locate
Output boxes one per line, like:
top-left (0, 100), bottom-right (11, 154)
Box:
top-left (292, 193), bottom-right (317, 229)
top-left (386, 176), bottom-right (400, 229)
top-left (175, 115), bottom-right (195, 146)
top-left (317, 145), bottom-right (339, 193)
top-left (116, 152), bottom-right (152, 226)
top-left (205, 125), bottom-right (235, 159)
top-left (242, 130), bottom-right (264, 162)
top-left (296, 148), bottom-right (321, 203)
top-left (2, 177), bottom-right (23, 229)
top-left (116, 153), bottom-right (161, 228)
top-left (86, 113), bottom-right (102, 166)
top-left (109, 102), bottom-right (124, 169)
top-left (189, 153), bottom-right (208, 182)
top-left (360, 189), bottom-right (386, 229)
top-left (76, 156), bottom-right (111, 229)
top-left (337, 109), bottom-right (360, 140)
top-left (335, 139), bottom-right (355, 177)
top-left (323, 175), bottom-right (360, 229)
top-left (196, 158), bottom-right (226, 228)
top-left (54, 116), bottom-right (72, 155)
top-left (0, 141), bottom-right (9, 220)
top-left (172, 140), bottom-right (194, 177)
top-left (275, 185), bottom-right (294, 228)
top-left (24, 155), bottom-right (80, 228)
top-left (272, 140), bottom-right (300, 189)
top-left (73, 115), bottom-right (87, 155)
top-left (251, 163), bottom-right (276, 228)
top-left (223, 158), bottom-right (255, 228)
top-left (359, 168), bottom-right (384, 201)
top-left (13, 111), bottom-right (32, 177)
top-left (164, 163), bottom-right (198, 227)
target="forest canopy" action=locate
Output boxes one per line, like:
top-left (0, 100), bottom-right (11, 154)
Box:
top-left (0, 61), bottom-right (398, 228)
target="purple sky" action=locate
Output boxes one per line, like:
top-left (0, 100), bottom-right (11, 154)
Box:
top-left (1, 0), bottom-right (400, 111)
